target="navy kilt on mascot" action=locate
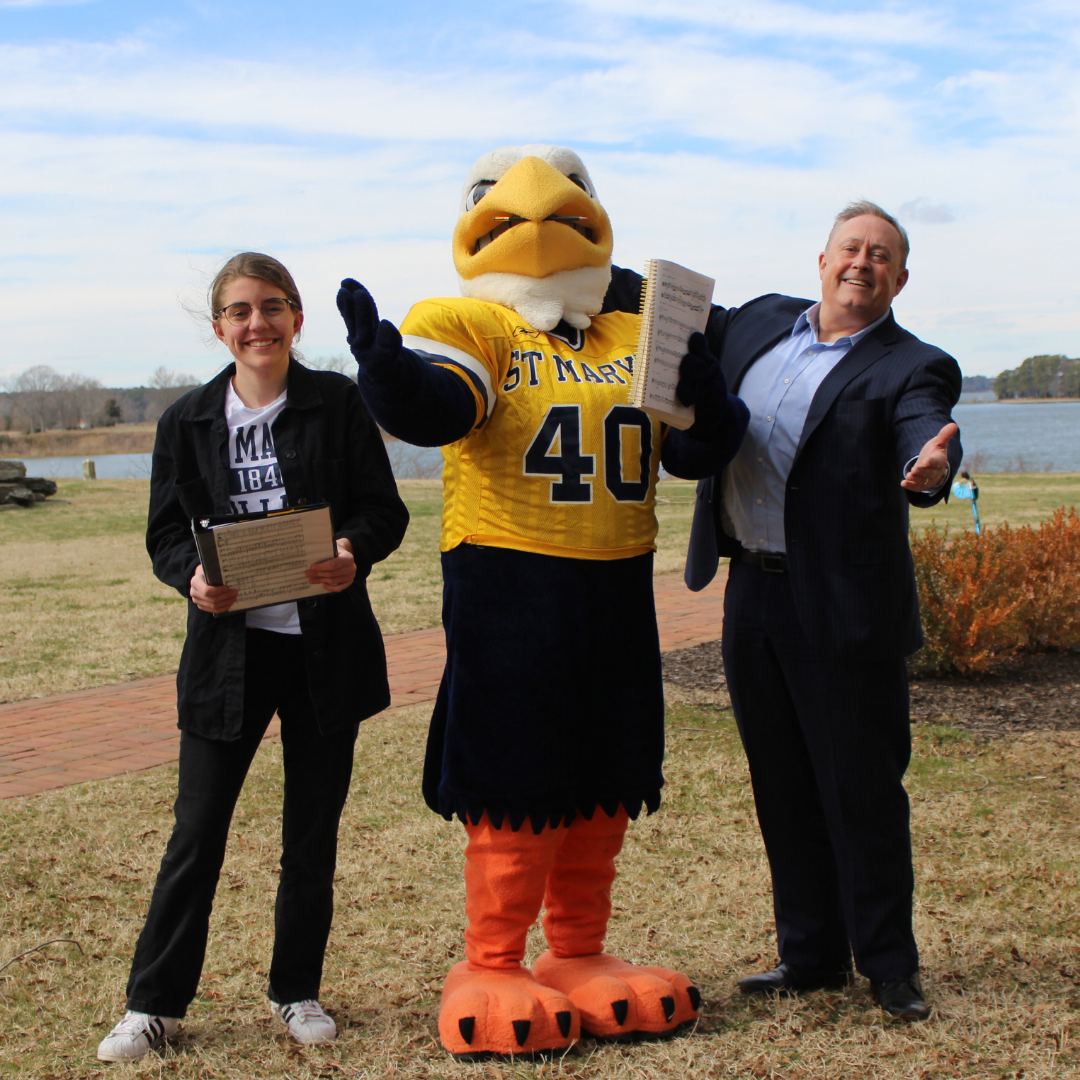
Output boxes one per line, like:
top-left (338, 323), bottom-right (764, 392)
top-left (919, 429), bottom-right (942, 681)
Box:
top-left (338, 145), bottom-right (748, 1057)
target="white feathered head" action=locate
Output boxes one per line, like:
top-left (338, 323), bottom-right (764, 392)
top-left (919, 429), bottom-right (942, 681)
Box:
top-left (452, 144), bottom-right (614, 331)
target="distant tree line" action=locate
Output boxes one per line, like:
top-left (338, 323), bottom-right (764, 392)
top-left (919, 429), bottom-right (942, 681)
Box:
top-left (0, 365), bottom-right (199, 433)
top-left (0, 357), bottom-right (352, 434)
top-left (994, 355), bottom-right (1080, 400)
top-left (10, 351), bottom-right (1067, 431)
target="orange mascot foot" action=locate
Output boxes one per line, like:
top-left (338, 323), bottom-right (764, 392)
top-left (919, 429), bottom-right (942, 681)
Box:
top-left (439, 961), bottom-right (580, 1058)
top-left (532, 807), bottom-right (702, 1040)
top-left (442, 814), bottom-right (581, 1058)
top-left (532, 950), bottom-right (701, 1040)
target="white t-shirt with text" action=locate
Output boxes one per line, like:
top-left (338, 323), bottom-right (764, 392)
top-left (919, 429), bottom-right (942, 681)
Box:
top-left (224, 380), bottom-right (300, 634)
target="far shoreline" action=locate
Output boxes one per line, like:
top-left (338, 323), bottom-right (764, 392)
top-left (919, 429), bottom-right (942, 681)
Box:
top-left (972, 397), bottom-right (1080, 406)
top-left (2, 422), bottom-right (403, 460)
top-left (0, 424), bottom-right (157, 459)
top-left (2, 397), bottom-right (1079, 460)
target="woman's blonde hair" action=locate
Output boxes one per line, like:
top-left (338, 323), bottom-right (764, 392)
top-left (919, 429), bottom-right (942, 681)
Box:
top-left (209, 252), bottom-right (303, 357)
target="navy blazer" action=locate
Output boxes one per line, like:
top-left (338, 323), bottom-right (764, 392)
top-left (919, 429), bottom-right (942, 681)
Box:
top-left (686, 294), bottom-right (962, 659)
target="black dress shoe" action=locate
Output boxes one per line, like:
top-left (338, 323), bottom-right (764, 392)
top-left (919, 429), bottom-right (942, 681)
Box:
top-left (737, 962), bottom-right (853, 996)
top-left (871, 973), bottom-right (931, 1021)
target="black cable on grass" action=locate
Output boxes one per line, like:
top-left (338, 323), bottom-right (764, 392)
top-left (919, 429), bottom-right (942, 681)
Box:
top-left (0, 939), bottom-right (84, 975)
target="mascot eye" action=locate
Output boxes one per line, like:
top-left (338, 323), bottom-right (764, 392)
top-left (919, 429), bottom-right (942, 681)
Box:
top-left (467, 181), bottom-right (496, 210)
top-left (567, 173), bottom-right (592, 196)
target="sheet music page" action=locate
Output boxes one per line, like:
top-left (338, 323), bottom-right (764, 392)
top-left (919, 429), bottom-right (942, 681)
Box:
top-left (635, 260), bottom-right (715, 429)
top-left (212, 506), bottom-right (335, 612)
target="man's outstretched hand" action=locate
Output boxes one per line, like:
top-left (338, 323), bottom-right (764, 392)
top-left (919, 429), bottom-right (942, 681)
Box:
top-left (336, 278), bottom-right (403, 373)
top-left (902, 422), bottom-right (958, 491)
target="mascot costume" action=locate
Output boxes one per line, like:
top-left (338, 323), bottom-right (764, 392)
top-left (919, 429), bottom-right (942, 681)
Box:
top-left (337, 145), bottom-right (748, 1057)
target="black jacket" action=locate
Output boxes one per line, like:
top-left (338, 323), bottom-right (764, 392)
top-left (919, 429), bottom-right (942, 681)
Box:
top-left (147, 360), bottom-right (409, 739)
top-left (686, 294), bottom-right (962, 658)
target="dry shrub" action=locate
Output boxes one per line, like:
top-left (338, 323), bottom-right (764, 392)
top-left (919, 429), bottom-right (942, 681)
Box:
top-left (911, 507), bottom-right (1080, 675)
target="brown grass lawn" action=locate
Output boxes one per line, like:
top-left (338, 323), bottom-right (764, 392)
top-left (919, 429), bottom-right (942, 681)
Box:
top-left (1, 707), bottom-right (1078, 1078)
top-left (4, 472), bottom-right (1077, 703)
top-left (2, 473), bottom-right (1079, 1077)
top-left (0, 478), bottom-right (700, 704)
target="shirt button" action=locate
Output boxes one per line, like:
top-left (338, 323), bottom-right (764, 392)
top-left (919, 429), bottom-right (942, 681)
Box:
top-left (784, 378), bottom-right (790, 384)
top-left (759, 538), bottom-right (766, 545)
top-left (757, 498), bottom-right (763, 504)
top-left (757, 457), bottom-right (764, 463)
top-left (283, 449), bottom-right (297, 459)
top-left (766, 416), bottom-right (773, 422)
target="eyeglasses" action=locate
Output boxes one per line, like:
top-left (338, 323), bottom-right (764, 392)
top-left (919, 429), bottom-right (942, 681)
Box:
top-left (215, 298), bottom-right (299, 326)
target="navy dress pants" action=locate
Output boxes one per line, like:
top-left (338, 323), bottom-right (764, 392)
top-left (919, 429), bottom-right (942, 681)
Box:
top-left (721, 560), bottom-right (919, 983)
top-left (125, 629), bottom-right (358, 1017)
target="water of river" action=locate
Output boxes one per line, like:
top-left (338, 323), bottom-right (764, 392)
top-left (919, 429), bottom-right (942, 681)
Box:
top-left (17, 451), bottom-right (154, 479)
top-left (15, 442), bottom-right (446, 481)
top-left (952, 401), bottom-right (1080, 473)
top-left (13, 401), bottom-right (1079, 479)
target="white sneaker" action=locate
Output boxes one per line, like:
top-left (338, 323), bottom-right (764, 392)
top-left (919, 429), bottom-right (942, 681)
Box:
top-left (97, 1011), bottom-right (180, 1062)
top-left (271, 999), bottom-right (337, 1044)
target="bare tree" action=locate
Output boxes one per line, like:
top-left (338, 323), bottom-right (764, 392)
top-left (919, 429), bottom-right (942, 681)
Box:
top-left (8, 365), bottom-right (60, 432)
top-left (119, 390), bottom-right (149, 424)
top-left (55, 374), bottom-right (106, 429)
top-left (143, 366), bottom-right (200, 419)
top-left (306, 354), bottom-right (355, 375)
top-left (149, 365), bottom-right (198, 390)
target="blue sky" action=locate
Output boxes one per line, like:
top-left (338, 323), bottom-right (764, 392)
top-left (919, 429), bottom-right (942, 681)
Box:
top-left (2, 0), bottom-right (1078, 385)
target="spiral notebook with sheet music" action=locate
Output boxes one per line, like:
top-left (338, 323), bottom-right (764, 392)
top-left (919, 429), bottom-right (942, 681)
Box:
top-left (629, 259), bottom-right (715, 430)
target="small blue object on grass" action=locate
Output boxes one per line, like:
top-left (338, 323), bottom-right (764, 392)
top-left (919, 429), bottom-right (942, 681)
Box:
top-left (951, 470), bottom-right (981, 535)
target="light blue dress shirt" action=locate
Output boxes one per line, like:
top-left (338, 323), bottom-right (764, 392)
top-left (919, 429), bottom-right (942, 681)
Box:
top-left (721, 303), bottom-right (889, 554)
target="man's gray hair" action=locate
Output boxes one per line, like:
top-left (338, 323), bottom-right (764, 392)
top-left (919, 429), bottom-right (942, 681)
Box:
top-left (828, 200), bottom-right (910, 267)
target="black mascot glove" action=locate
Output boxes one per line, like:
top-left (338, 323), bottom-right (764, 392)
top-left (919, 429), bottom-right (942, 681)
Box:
top-left (336, 278), bottom-right (403, 376)
top-left (676, 332), bottom-right (737, 443)
top-left (335, 277), bottom-right (478, 447)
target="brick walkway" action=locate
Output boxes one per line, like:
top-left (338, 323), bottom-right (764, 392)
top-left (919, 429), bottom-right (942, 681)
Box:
top-left (0, 571), bottom-right (725, 800)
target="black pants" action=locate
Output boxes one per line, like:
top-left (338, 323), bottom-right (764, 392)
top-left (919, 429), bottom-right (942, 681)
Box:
top-left (722, 561), bottom-right (918, 983)
top-left (125, 630), bottom-right (358, 1017)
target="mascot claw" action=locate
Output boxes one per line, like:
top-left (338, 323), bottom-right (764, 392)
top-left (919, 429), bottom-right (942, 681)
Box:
top-left (438, 962), bottom-right (580, 1058)
top-left (532, 951), bottom-right (700, 1040)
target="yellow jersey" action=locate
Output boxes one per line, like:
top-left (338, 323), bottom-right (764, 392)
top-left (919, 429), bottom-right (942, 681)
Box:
top-left (400, 297), bottom-right (663, 559)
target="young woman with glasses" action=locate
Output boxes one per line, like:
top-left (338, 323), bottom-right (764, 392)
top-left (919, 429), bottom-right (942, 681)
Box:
top-left (97, 253), bottom-right (409, 1062)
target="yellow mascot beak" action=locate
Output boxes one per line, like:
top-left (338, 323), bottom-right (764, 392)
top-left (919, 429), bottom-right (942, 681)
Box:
top-left (453, 155), bottom-right (614, 281)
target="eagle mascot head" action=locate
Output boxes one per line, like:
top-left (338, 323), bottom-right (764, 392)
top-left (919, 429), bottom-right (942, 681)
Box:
top-left (452, 144), bottom-right (614, 332)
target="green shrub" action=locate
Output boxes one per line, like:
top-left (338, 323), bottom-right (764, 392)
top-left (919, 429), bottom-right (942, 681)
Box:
top-left (910, 507), bottom-right (1080, 676)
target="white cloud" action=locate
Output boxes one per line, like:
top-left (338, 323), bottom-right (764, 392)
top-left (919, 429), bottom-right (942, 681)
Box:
top-left (0, 0), bottom-right (95, 8)
top-left (568, 0), bottom-right (949, 46)
top-left (1, 4), bottom-right (1079, 384)
top-left (899, 198), bottom-right (956, 224)
top-left (1, 38), bottom-right (859, 149)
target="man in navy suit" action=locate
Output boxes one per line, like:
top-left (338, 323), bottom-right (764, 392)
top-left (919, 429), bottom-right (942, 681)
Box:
top-left (684, 201), bottom-right (961, 1020)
